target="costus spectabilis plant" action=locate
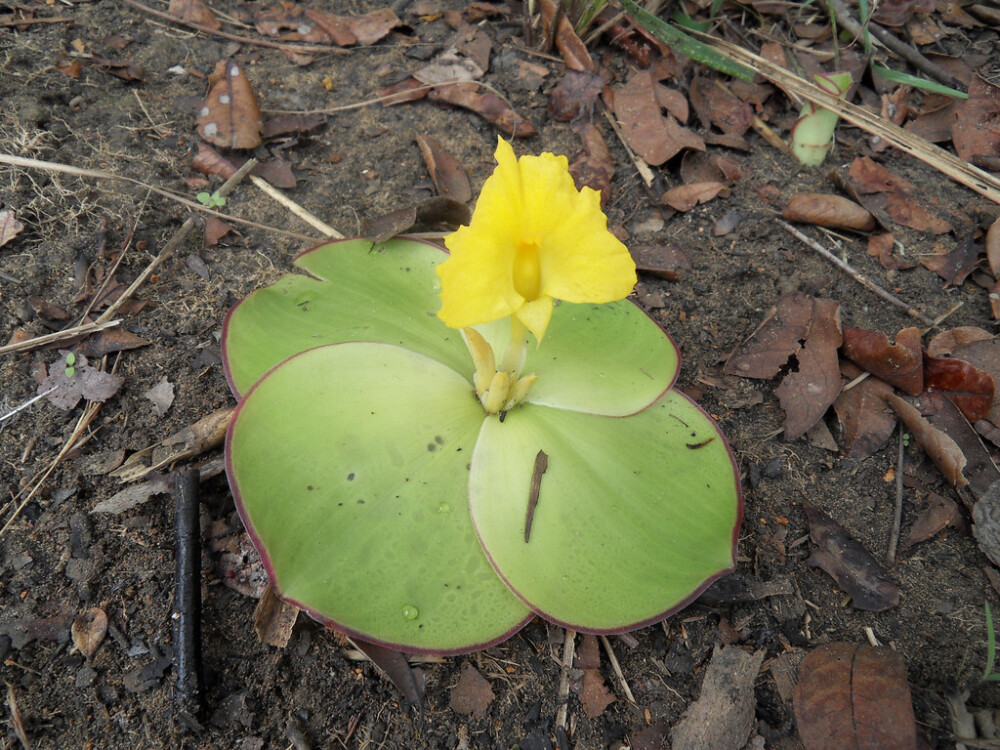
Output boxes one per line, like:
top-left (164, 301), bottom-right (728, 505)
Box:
top-left (223, 138), bottom-right (743, 654)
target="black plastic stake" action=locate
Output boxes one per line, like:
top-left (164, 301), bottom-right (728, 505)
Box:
top-left (173, 469), bottom-right (203, 726)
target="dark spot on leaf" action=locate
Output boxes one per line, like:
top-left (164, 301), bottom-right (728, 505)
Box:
top-left (356, 499), bottom-right (365, 504)
top-left (347, 473), bottom-right (355, 481)
top-left (427, 443), bottom-right (436, 452)
top-left (306, 485), bottom-right (314, 490)
top-left (686, 437), bottom-right (716, 449)
top-left (434, 435), bottom-right (444, 445)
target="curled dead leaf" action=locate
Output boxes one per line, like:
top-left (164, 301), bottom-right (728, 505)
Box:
top-left (886, 393), bottom-right (968, 487)
top-left (783, 193), bottom-right (876, 232)
top-left (72, 607), bottom-right (108, 659)
top-left (842, 326), bottom-right (923, 396)
top-left (662, 182), bottom-right (728, 212)
top-left (924, 354), bottom-right (995, 423)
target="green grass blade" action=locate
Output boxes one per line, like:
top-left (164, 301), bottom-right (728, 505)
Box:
top-left (873, 65), bottom-right (969, 99)
top-left (621, 0), bottom-right (755, 82)
top-left (986, 602), bottom-right (1000, 681)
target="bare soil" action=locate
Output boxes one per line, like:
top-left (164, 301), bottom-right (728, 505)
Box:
top-left (2, 1), bottom-right (1000, 748)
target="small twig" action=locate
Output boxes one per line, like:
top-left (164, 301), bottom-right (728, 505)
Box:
top-left (173, 470), bottom-right (203, 726)
top-left (0, 319), bottom-right (121, 357)
top-left (0, 16), bottom-right (73, 26)
top-left (0, 389), bottom-right (56, 425)
top-left (121, 0), bottom-right (349, 56)
top-left (829, 0), bottom-right (966, 93)
top-left (778, 220), bottom-right (935, 326)
top-left (249, 175), bottom-right (341, 239)
top-left (6, 682), bottom-right (30, 750)
top-left (95, 159), bottom-right (257, 324)
top-left (599, 634), bottom-right (636, 704)
top-left (0, 153), bottom-right (322, 242)
top-left (554, 629), bottom-right (576, 733)
top-left (1, 399), bottom-right (102, 535)
top-left (886, 424), bottom-right (905, 568)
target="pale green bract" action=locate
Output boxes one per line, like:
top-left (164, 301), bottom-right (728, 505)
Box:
top-left (223, 237), bottom-right (742, 654)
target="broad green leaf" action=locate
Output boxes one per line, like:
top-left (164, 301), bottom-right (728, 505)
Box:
top-left (475, 301), bottom-right (679, 416)
top-left (224, 238), bottom-right (468, 398)
top-left (224, 238), bottom-right (678, 415)
top-left (227, 342), bottom-right (531, 653)
top-left (469, 391), bottom-right (741, 631)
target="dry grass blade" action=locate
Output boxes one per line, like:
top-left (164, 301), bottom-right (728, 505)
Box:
top-left (0, 319), bottom-right (122, 356)
top-left (6, 682), bottom-right (30, 749)
top-left (697, 35), bottom-right (1000, 205)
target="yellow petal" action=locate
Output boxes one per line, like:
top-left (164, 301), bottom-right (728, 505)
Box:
top-left (516, 296), bottom-right (553, 343)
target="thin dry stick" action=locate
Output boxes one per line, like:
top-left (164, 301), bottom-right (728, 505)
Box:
top-left (249, 176), bottom-right (342, 239)
top-left (599, 635), bottom-right (636, 704)
top-left (886, 424), bottom-right (905, 567)
top-left (695, 34), bottom-right (1000, 205)
top-left (121, 0), bottom-right (349, 56)
top-left (778, 220), bottom-right (935, 326)
top-left (0, 153), bottom-right (321, 242)
top-left (554, 629), bottom-right (577, 733)
top-left (95, 159), bottom-right (258, 324)
top-left (0, 319), bottom-right (122, 357)
top-left (0, 389), bottom-right (56, 425)
top-left (1, 399), bottom-right (103, 535)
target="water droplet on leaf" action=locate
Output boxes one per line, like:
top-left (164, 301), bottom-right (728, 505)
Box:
top-left (401, 604), bottom-right (419, 620)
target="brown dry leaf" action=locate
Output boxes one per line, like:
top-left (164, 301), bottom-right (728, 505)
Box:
top-left (632, 243), bottom-right (692, 281)
top-left (204, 217), bottom-right (233, 247)
top-left (866, 232), bottom-right (915, 271)
top-left (301, 9), bottom-right (355, 45)
top-left (570, 122), bottom-right (614, 207)
top-left (142, 377), bottom-right (174, 418)
top-left (197, 60), bottom-right (263, 150)
top-left (614, 70), bottom-right (704, 165)
top-left (919, 234), bottom-right (980, 286)
top-left (924, 354), bottom-right (995, 423)
top-left (168, 0), bottom-right (219, 30)
top-left (255, 9), bottom-right (333, 43)
top-left (988, 218), bottom-right (1000, 277)
top-left (71, 607), bottom-right (108, 659)
top-left (901, 492), bottom-right (964, 550)
top-left (343, 8), bottom-right (401, 45)
top-left (574, 635), bottom-right (615, 718)
top-left (689, 76), bottom-right (753, 136)
top-left (539, 0), bottom-right (594, 72)
top-left (922, 390), bottom-right (1000, 496)
top-left (55, 58), bottom-right (83, 78)
top-left (362, 197), bottom-right (471, 245)
top-left (886, 393), bottom-right (968, 487)
top-left (833, 362), bottom-right (897, 459)
top-left (927, 326), bottom-right (995, 357)
top-left (671, 645), bottom-right (765, 750)
top-left (774, 297), bottom-right (842, 441)
top-left (260, 113), bottom-right (326, 139)
top-left (973, 482), bottom-right (1000, 568)
top-left (662, 182), bottom-right (727, 212)
top-left (428, 83), bottom-right (536, 137)
top-left (548, 70), bottom-right (603, 122)
top-left (953, 77), bottom-right (1000, 164)
top-left (191, 142), bottom-right (237, 179)
top-left (905, 97), bottom-right (961, 143)
top-left (846, 157), bottom-right (952, 233)
top-left (804, 503), bottom-right (901, 610)
top-left (794, 642), bottom-right (917, 750)
top-left (93, 57), bottom-right (144, 82)
top-left (39, 352), bottom-right (125, 410)
top-left (413, 51), bottom-right (484, 85)
top-left (252, 158), bottom-right (296, 189)
top-left (449, 663), bottom-right (494, 719)
top-left (415, 134), bottom-right (472, 203)
top-left (0, 209), bottom-right (26, 248)
top-left (842, 326), bottom-right (923, 396)
top-left (724, 292), bottom-right (814, 378)
top-left (378, 76), bottom-right (428, 105)
top-left (783, 193), bottom-right (876, 232)
top-left (77, 328), bottom-right (150, 358)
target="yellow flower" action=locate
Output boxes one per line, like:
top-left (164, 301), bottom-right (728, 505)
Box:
top-left (436, 138), bottom-right (636, 342)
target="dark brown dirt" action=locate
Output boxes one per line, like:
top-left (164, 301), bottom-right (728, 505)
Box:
top-left (2, 1), bottom-right (1000, 748)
